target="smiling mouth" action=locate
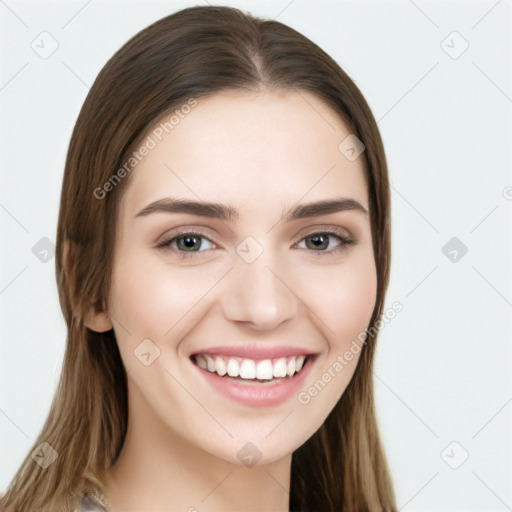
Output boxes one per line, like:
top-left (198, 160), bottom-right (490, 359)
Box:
top-left (191, 353), bottom-right (312, 383)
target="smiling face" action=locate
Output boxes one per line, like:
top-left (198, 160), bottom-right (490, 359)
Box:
top-left (99, 89), bottom-right (377, 466)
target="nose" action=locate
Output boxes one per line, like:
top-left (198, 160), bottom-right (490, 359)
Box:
top-left (220, 254), bottom-right (298, 331)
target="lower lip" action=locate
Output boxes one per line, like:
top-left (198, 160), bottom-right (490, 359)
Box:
top-left (192, 356), bottom-right (315, 408)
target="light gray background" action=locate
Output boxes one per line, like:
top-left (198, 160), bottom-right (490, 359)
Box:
top-left (1, 1), bottom-right (511, 510)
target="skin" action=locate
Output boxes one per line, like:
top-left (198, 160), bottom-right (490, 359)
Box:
top-left (85, 89), bottom-right (377, 511)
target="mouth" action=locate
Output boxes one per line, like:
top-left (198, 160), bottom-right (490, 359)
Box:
top-left (189, 352), bottom-right (317, 407)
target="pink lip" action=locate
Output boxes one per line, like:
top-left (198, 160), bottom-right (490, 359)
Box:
top-left (190, 344), bottom-right (317, 359)
top-left (191, 354), bottom-right (316, 408)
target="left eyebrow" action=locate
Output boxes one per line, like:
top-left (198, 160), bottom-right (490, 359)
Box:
top-left (283, 198), bottom-right (368, 221)
top-left (134, 196), bottom-right (368, 221)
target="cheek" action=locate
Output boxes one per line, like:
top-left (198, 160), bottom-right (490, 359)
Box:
top-left (108, 253), bottom-right (224, 353)
top-left (331, 266), bottom-right (377, 348)
top-left (301, 251), bottom-right (377, 351)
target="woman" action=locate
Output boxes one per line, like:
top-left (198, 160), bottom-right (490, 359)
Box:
top-left (1, 5), bottom-right (396, 511)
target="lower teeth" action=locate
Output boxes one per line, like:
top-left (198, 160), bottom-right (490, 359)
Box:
top-left (226, 376), bottom-right (289, 386)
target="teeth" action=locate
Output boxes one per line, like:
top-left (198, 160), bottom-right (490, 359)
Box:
top-left (214, 357), bottom-right (227, 376)
top-left (205, 354), bottom-right (215, 373)
top-left (256, 360), bottom-right (273, 380)
top-left (287, 358), bottom-right (296, 377)
top-left (239, 359), bottom-right (256, 379)
top-left (196, 355), bottom-right (208, 370)
top-left (273, 358), bottom-right (287, 378)
top-left (195, 354), bottom-right (309, 380)
top-left (226, 358), bottom-right (239, 377)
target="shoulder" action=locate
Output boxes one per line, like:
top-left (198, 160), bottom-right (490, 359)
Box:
top-left (71, 492), bottom-right (109, 512)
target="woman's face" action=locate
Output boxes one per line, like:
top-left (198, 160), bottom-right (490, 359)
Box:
top-left (105, 89), bottom-right (376, 466)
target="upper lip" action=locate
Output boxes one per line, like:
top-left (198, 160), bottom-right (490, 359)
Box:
top-left (190, 344), bottom-right (318, 359)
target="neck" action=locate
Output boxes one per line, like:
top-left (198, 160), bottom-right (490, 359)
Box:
top-left (103, 383), bottom-right (291, 512)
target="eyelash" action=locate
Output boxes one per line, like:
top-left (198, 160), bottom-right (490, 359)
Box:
top-left (155, 228), bottom-right (354, 259)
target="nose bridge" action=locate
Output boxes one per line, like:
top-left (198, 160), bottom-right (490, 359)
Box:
top-left (220, 244), bottom-right (298, 330)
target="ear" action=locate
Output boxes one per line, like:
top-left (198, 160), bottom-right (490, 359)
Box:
top-left (84, 301), bottom-right (113, 333)
top-left (63, 238), bottom-right (113, 333)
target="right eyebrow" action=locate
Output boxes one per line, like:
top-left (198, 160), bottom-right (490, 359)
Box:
top-left (135, 197), bottom-right (238, 221)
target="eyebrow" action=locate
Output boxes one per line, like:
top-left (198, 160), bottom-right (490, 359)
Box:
top-left (134, 196), bottom-right (368, 221)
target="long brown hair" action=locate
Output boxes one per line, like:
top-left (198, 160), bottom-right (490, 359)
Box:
top-left (0, 6), bottom-right (395, 511)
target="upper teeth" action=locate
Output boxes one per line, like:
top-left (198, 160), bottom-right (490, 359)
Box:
top-left (194, 354), bottom-right (307, 380)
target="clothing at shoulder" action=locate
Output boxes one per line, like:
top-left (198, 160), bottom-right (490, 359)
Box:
top-left (72, 492), bottom-right (109, 512)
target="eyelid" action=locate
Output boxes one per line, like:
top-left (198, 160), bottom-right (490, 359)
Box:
top-left (293, 224), bottom-right (352, 243)
top-left (156, 226), bottom-right (217, 244)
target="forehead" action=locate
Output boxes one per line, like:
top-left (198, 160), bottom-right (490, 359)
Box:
top-left (121, 90), bottom-right (368, 216)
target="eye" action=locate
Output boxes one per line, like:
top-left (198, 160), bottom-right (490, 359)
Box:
top-left (156, 231), bottom-right (216, 256)
top-left (155, 227), bottom-right (354, 259)
top-left (295, 230), bottom-right (353, 253)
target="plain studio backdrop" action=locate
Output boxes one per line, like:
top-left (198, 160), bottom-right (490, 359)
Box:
top-left (0, 1), bottom-right (511, 510)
